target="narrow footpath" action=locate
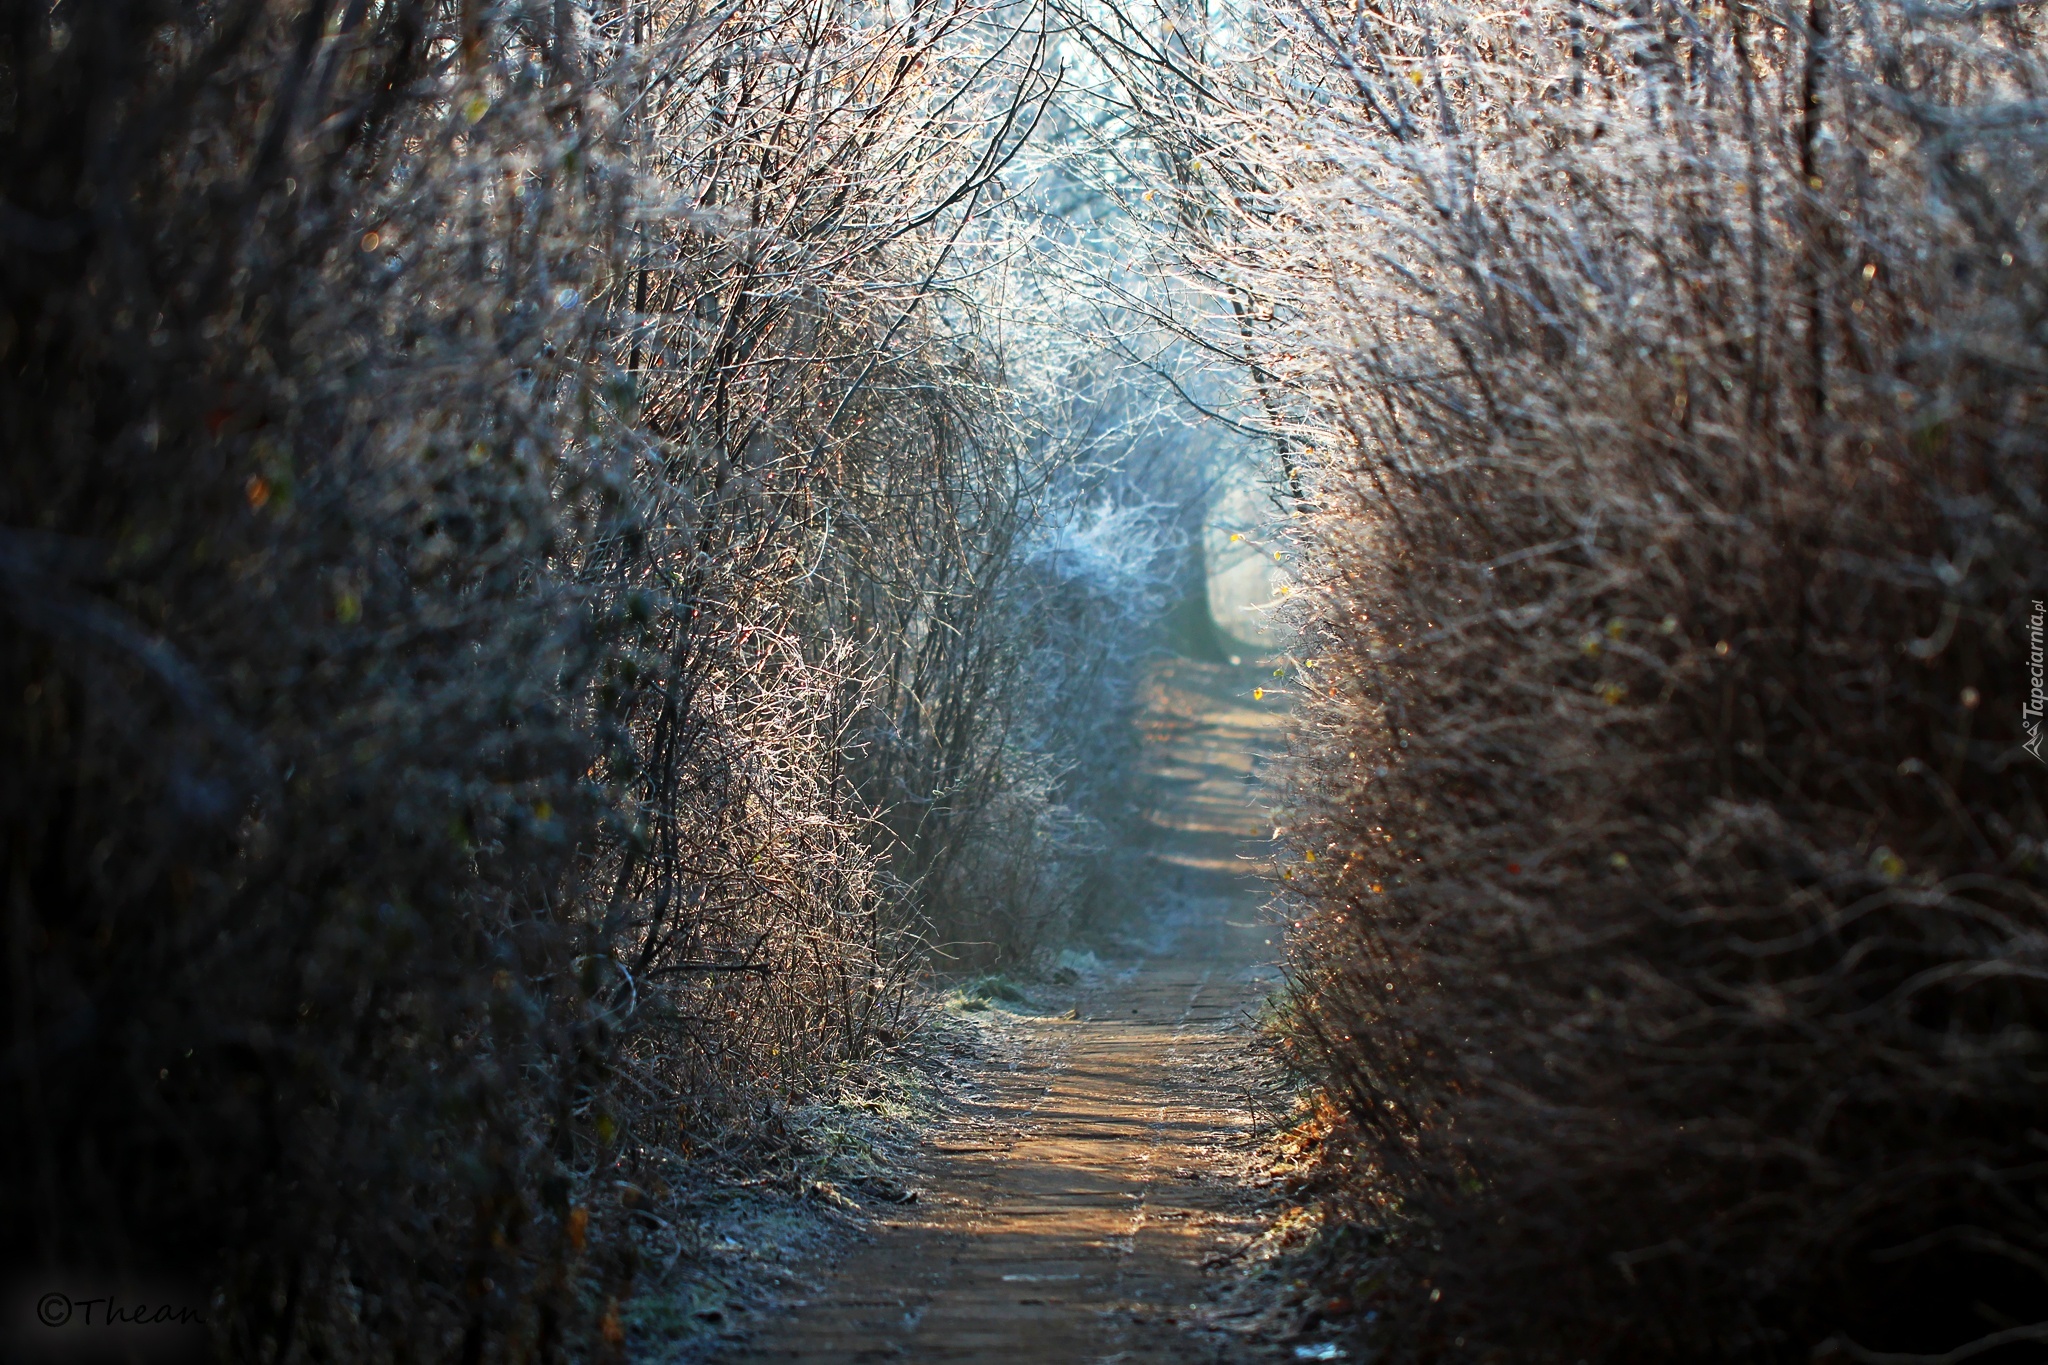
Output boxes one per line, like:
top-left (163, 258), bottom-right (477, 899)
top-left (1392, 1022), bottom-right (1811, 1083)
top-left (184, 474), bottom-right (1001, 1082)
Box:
top-left (743, 658), bottom-right (1287, 1364)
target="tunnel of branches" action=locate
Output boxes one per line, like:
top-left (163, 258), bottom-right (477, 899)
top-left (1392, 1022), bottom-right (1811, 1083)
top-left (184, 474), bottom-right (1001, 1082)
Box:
top-left (2, 0), bottom-right (2044, 1361)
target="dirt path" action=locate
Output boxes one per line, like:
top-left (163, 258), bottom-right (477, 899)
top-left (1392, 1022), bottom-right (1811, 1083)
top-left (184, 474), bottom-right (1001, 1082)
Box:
top-left (742, 659), bottom-right (1287, 1363)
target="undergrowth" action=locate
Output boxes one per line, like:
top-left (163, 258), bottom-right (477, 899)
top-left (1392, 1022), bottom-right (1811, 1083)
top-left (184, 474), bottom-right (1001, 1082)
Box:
top-left (617, 1004), bottom-right (994, 1363)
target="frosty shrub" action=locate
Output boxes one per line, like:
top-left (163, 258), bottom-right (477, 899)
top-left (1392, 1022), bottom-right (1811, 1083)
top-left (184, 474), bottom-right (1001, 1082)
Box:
top-left (1239, 1), bottom-right (2047, 1360)
top-left (1071, 0), bottom-right (2048, 1355)
top-left (3, 3), bottom-right (629, 1355)
top-left (0, 0), bottom-right (1088, 1358)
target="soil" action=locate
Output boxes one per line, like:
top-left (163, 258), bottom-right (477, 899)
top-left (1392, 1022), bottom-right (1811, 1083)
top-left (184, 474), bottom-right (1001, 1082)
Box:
top-left (737, 658), bottom-right (1291, 1363)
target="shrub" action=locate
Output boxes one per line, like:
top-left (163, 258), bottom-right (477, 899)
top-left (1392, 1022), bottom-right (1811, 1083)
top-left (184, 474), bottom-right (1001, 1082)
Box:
top-left (3, 3), bottom-right (625, 1354)
top-left (0, 0), bottom-right (1077, 1358)
top-left (1233, 0), bottom-right (2048, 1358)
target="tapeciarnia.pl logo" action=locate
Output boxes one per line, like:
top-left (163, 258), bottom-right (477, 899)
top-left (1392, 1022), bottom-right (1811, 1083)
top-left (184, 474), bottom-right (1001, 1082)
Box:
top-left (2027, 598), bottom-right (2046, 763)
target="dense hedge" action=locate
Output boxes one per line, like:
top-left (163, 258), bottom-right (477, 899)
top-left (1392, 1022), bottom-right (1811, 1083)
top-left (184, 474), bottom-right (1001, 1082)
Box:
top-left (0, 2), bottom-right (1107, 1359)
top-left (1253, 0), bottom-right (2048, 1357)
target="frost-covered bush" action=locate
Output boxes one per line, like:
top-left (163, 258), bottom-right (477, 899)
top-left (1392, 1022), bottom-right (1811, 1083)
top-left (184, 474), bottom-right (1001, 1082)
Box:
top-left (956, 495), bottom-right (1180, 953)
top-left (1075, 0), bottom-right (2048, 1355)
top-left (0, 0), bottom-right (1070, 1357)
